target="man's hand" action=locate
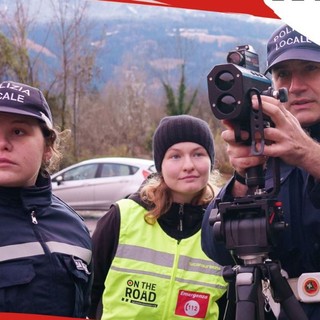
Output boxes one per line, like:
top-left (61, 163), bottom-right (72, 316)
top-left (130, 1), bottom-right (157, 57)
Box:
top-left (252, 95), bottom-right (320, 180)
top-left (221, 119), bottom-right (267, 196)
top-left (221, 120), bottom-right (266, 177)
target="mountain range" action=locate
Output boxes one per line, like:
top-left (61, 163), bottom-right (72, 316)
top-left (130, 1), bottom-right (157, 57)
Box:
top-left (1, 1), bottom-right (283, 91)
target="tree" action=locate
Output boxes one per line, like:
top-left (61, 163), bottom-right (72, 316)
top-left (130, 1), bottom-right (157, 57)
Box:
top-left (157, 29), bottom-right (198, 116)
top-left (0, 33), bottom-right (22, 80)
top-left (76, 58), bottom-right (156, 160)
top-left (162, 63), bottom-right (197, 115)
top-left (0, 0), bottom-right (41, 84)
top-left (0, 0), bottom-right (101, 163)
top-left (48, 0), bottom-right (100, 160)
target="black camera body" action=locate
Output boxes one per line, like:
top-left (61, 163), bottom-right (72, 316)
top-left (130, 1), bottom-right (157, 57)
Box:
top-left (207, 45), bottom-right (287, 154)
top-left (207, 63), bottom-right (271, 123)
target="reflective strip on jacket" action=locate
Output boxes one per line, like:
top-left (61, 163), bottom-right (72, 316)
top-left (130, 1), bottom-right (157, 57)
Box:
top-left (102, 198), bottom-right (227, 320)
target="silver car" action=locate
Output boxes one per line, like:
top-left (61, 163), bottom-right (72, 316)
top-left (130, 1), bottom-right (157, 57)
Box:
top-left (51, 157), bottom-right (155, 210)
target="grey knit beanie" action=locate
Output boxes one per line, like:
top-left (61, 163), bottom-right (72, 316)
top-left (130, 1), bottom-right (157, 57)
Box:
top-left (152, 115), bottom-right (214, 172)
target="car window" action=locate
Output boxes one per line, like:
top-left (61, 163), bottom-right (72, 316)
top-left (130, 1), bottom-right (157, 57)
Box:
top-left (100, 163), bottom-right (135, 177)
top-left (128, 165), bottom-right (139, 175)
top-left (62, 164), bottom-right (98, 181)
top-left (117, 164), bottom-right (130, 176)
top-left (100, 164), bottom-right (115, 177)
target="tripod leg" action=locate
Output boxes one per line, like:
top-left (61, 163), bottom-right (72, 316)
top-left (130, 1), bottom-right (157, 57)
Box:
top-left (267, 262), bottom-right (308, 320)
top-left (223, 284), bottom-right (236, 320)
top-left (235, 266), bottom-right (265, 320)
top-left (221, 266), bottom-right (237, 320)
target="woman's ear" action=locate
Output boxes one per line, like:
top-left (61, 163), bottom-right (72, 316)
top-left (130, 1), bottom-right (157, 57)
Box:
top-left (43, 146), bottom-right (53, 165)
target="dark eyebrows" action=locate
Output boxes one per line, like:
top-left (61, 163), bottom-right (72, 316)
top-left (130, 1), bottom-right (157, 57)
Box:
top-left (273, 60), bottom-right (319, 72)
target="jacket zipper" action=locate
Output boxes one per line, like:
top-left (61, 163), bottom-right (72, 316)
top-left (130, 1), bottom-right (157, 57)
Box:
top-left (30, 210), bottom-right (52, 256)
top-left (31, 210), bottom-right (38, 224)
top-left (178, 204), bottom-right (184, 232)
top-left (162, 232), bottom-right (182, 320)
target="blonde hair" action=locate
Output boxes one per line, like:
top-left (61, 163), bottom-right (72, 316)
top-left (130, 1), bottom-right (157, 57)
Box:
top-left (140, 173), bottom-right (215, 225)
top-left (39, 122), bottom-right (71, 176)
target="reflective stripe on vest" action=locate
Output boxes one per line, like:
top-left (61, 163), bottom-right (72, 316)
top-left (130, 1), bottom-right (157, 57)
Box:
top-left (114, 244), bottom-right (225, 289)
top-left (0, 241), bottom-right (92, 264)
top-left (102, 199), bottom-right (227, 320)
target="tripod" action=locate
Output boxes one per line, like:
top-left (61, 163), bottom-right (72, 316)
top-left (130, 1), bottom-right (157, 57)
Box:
top-left (210, 160), bottom-right (308, 320)
top-left (221, 258), bottom-right (308, 320)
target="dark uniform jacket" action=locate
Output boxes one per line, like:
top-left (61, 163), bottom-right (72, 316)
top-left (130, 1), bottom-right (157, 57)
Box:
top-left (0, 174), bottom-right (92, 317)
top-left (201, 124), bottom-right (320, 319)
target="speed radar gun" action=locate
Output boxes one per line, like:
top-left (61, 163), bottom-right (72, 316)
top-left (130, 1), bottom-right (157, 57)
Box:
top-left (207, 45), bottom-right (307, 320)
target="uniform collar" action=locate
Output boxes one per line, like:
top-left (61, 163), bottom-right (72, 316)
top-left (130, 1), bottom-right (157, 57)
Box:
top-left (0, 173), bottom-right (52, 210)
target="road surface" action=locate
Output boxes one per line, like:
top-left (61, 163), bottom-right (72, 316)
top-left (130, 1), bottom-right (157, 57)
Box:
top-left (77, 211), bottom-right (105, 235)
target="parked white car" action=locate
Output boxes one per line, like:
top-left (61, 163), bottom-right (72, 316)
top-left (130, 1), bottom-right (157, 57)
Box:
top-left (51, 157), bottom-right (155, 210)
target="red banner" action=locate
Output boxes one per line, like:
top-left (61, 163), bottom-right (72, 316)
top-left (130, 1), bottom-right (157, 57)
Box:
top-left (98, 0), bottom-right (279, 19)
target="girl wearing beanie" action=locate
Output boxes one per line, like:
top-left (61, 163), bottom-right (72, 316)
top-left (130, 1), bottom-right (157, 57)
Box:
top-left (89, 115), bottom-right (227, 320)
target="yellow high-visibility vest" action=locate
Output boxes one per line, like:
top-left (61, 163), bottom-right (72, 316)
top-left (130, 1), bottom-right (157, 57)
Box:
top-left (102, 199), bottom-right (227, 320)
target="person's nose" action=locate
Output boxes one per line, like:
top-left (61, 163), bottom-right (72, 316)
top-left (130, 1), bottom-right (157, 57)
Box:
top-left (0, 133), bottom-right (12, 151)
top-left (288, 72), bottom-right (307, 95)
top-left (183, 155), bottom-right (194, 172)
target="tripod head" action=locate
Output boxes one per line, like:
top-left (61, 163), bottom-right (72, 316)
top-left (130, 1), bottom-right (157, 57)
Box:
top-left (210, 187), bottom-right (286, 264)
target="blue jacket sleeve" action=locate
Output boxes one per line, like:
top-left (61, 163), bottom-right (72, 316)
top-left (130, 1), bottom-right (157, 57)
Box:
top-left (201, 180), bottom-right (237, 266)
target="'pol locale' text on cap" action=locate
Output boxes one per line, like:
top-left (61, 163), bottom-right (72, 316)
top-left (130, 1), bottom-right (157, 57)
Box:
top-left (0, 81), bottom-right (53, 129)
top-left (266, 24), bottom-right (320, 73)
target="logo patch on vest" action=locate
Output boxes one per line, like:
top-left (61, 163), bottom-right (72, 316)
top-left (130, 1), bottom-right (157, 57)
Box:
top-left (121, 279), bottom-right (158, 308)
top-left (175, 290), bottom-right (210, 318)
